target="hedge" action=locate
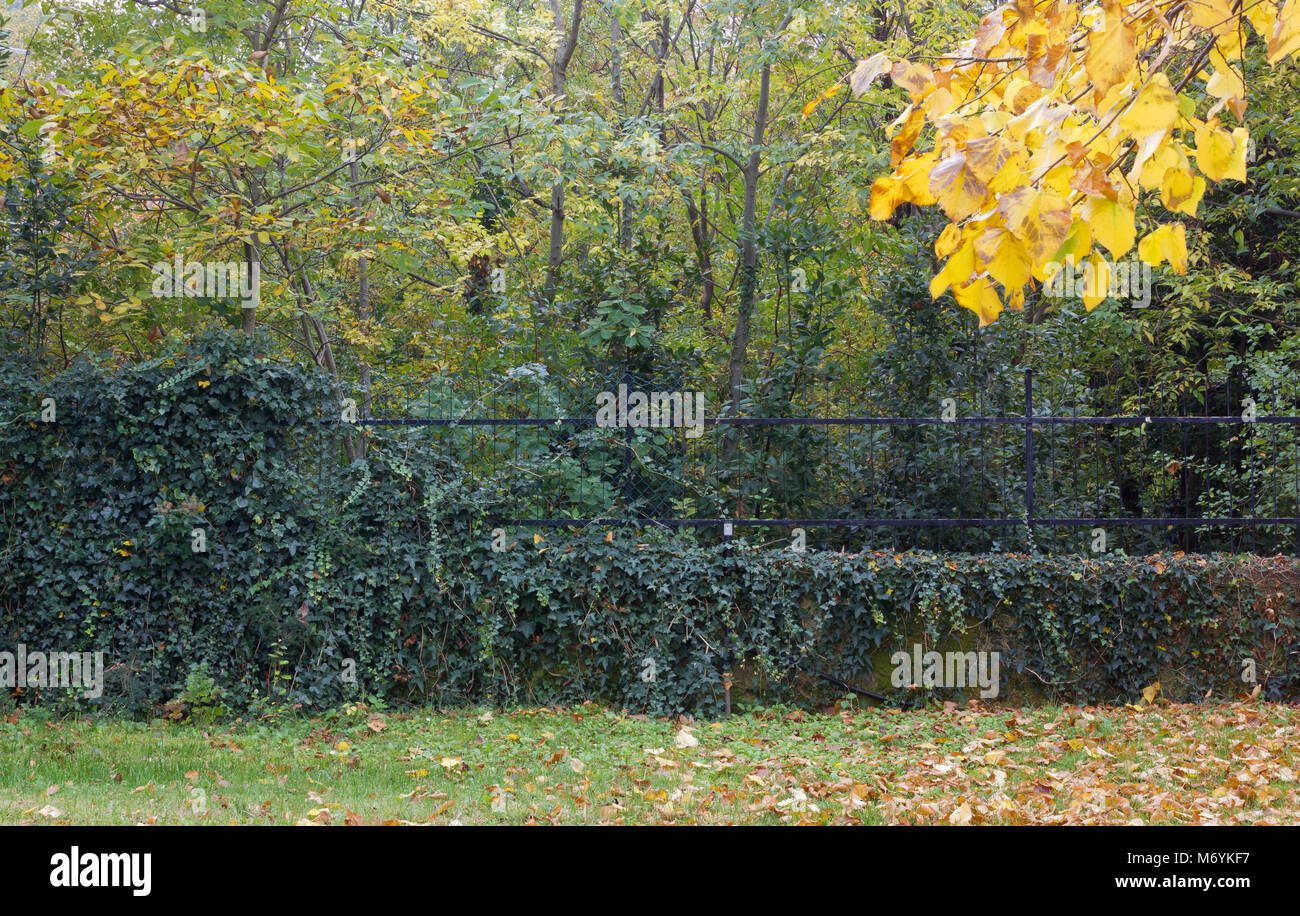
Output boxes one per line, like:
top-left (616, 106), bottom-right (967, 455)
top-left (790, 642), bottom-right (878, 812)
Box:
top-left (2, 333), bottom-right (1298, 716)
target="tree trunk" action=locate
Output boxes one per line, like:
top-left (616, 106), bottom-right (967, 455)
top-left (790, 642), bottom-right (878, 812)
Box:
top-left (349, 155), bottom-right (372, 457)
top-left (611, 14), bottom-right (633, 250)
top-left (724, 60), bottom-right (771, 413)
top-left (541, 0), bottom-right (585, 309)
top-left (294, 255), bottom-right (360, 463)
top-left (684, 184), bottom-right (714, 320)
top-left (241, 240), bottom-right (259, 334)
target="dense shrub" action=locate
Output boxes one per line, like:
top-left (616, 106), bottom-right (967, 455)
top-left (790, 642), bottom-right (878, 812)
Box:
top-left (2, 334), bottom-right (1297, 716)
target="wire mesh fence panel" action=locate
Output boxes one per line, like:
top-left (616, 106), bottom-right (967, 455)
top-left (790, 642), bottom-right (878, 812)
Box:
top-left (310, 362), bottom-right (1300, 555)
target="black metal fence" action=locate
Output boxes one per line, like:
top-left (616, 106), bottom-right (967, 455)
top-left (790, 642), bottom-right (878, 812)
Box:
top-left (320, 363), bottom-right (1300, 555)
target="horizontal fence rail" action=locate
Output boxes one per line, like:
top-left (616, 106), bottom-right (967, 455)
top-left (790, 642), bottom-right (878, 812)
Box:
top-left (326, 416), bottom-right (1300, 427)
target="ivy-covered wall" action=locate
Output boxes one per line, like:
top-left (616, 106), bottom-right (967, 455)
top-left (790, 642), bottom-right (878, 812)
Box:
top-left (3, 334), bottom-right (1298, 716)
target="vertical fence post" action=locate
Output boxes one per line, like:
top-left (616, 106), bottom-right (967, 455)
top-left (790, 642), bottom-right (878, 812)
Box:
top-left (722, 520), bottom-right (733, 716)
top-left (1025, 368), bottom-right (1035, 536)
top-left (622, 370), bottom-right (633, 522)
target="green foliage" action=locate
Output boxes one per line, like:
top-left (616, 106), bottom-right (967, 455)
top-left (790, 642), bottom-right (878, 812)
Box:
top-left (0, 138), bottom-right (92, 365)
top-left (173, 663), bottom-right (225, 724)
top-left (3, 336), bottom-right (1296, 717)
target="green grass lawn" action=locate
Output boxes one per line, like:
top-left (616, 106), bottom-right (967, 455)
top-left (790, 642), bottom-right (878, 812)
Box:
top-left (3, 699), bottom-right (1297, 825)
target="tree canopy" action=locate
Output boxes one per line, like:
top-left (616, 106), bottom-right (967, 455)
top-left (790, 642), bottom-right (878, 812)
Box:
top-left (1, 0), bottom-right (1298, 425)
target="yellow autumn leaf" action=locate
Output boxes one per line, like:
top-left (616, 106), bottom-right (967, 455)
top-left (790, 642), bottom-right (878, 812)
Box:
top-left (1205, 45), bottom-right (1245, 116)
top-left (1244, 1), bottom-right (1277, 43)
top-left (1081, 251), bottom-right (1112, 311)
top-left (929, 240), bottom-right (977, 300)
top-left (922, 86), bottom-right (956, 118)
top-left (1267, 0), bottom-right (1300, 64)
top-left (1141, 681), bottom-right (1161, 704)
top-left (673, 727), bottom-right (699, 748)
top-left (952, 276), bottom-right (1003, 327)
top-left (934, 223), bottom-right (962, 259)
top-left (1195, 121), bottom-right (1239, 181)
top-left (997, 186), bottom-right (1072, 270)
top-left (962, 136), bottom-right (1011, 184)
top-left (890, 59), bottom-right (934, 103)
top-left (1159, 166), bottom-right (1206, 216)
top-left (1226, 127), bottom-right (1250, 181)
top-left (801, 82), bottom-right (841, 120)
top-left (899, 151), bottom-right (939, 205)
top-left (1132, 132), bottom-right (1177, 189)
top-left (986, 151), bottom-right (1027, 195)
top-left (1117, 73), bottom-right (1180, 138)
top-left (975, 227), bottom-right (1033, 293)
top-left (890, 105), bottom-right (925, 167)
top-left (1049, 218), bottom-right (1092, 267)
top-left (869, 173), bottom-right (911, 221)
top-left (1084, 1), bottom-right (1136, 98)
top-left (1137, 222), bottom-right (1188, 274)
top-left (928, 152), bottom-right (988, 221)
top-left (870, 153), bottom-right (938, 221)
top-left (1187, 0), bottom-right (1234, 36)
top-left (1081, 195), bottom-right (1135, 257)
top-left (848, 52), bottom-right (892, 96)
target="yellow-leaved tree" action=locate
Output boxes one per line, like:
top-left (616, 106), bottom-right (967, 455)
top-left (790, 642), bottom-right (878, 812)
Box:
top-left (816, 0), bottom-right (1300, 325)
